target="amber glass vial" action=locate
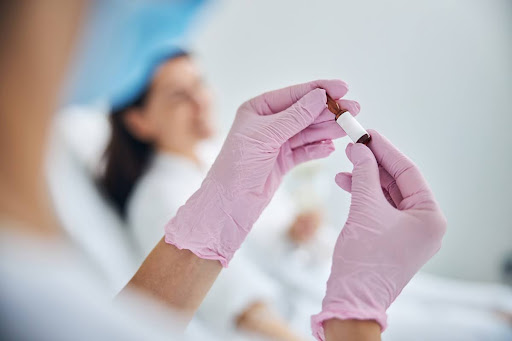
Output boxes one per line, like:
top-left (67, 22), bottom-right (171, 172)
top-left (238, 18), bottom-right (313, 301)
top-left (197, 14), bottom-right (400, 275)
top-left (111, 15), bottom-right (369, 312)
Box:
top-left (326, 94), bottom-right (371, 144)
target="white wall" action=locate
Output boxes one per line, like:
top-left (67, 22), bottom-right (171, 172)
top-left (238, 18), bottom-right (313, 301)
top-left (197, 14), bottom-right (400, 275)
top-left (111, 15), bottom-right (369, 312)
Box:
top-left (192, 0), bottom-right (512, 282)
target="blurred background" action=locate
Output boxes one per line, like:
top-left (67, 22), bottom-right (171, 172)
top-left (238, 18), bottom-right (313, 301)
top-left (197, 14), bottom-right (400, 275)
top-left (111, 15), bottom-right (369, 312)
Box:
top-left (190, 0), bottom-right (512, 282)
top-left (46, 0), bottom-right (512, 340)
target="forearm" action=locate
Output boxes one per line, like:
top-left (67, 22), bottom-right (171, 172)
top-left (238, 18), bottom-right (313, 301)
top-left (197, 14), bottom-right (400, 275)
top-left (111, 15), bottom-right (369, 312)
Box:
top-left (122, 238), bottom-right (222, 323)
top-left (324, 319), bottom-right (381, 341)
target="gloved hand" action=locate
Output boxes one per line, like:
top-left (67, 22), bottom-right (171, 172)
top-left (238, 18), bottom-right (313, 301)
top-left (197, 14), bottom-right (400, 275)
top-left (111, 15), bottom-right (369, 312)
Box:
top-left (311, 130), bottom-right (447, 340)
top-left (165, 80), bottom-right (360, 266)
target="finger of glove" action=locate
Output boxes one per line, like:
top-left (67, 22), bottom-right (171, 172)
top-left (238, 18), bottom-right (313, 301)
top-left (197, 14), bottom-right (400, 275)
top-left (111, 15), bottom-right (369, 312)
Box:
top-left (249, 79), bottom-right (348, 116)
top-left (271, 88), bottom-right (328, 142)
top-left (337, 168), bottom-right (400, 208)
top-left (288, 120), bottom-right (344, 149)
top-left (334, 172), bottom-right (353, 193)
top-left (336, 99), bottom-right (361, 117)
top-left (292, 140), bottom-right (335, 166)
top-left (367, 129), bottom-right (433, 200)
top-left (346, 143), bottom-right (383, 197)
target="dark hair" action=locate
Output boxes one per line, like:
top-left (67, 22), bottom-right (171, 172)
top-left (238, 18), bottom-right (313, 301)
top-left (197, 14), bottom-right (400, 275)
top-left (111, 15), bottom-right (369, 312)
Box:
top-left (98, 51), bottom-right (190, 218)
top-left (98, 89), bottom-right (153, 218)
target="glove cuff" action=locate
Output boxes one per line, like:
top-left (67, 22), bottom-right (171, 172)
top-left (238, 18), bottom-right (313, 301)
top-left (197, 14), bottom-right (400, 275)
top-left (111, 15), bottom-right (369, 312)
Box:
top-left (163, 177), bottom-right (251, 267)
top-left (310, 308), bottom-right (387, 341)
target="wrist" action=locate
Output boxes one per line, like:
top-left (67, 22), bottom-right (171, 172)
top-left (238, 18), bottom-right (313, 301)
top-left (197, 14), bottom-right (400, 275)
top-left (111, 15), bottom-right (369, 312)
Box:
top-left (311, 307), bottom-right (386, 341)
top-left (323, 318), bottom-right (381, 341)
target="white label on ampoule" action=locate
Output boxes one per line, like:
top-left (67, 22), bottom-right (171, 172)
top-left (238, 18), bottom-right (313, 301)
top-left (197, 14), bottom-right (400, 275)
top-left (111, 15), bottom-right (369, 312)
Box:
top-left (337, 112), bottom-right (368, 143)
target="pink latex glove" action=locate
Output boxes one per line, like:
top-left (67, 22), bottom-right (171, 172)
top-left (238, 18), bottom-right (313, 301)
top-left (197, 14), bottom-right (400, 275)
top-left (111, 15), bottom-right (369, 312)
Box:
top-left (164, 80), bottom-right (360, 266)
top-left (311, 130), bottom-right (447, 340)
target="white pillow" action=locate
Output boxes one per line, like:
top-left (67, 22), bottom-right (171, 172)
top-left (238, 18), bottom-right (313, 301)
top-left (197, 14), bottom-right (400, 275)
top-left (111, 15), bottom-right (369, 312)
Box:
top-left (47, 106), bottom-right (139, 295)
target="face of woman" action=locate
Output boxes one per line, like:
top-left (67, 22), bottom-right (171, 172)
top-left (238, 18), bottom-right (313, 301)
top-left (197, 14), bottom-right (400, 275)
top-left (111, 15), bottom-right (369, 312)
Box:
top-left (127, 56), bottom-right (214, 153)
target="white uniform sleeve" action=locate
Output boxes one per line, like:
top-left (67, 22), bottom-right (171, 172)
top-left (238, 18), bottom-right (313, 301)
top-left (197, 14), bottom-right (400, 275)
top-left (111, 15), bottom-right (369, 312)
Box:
top-left (128, 178), bottom-right (195, 259)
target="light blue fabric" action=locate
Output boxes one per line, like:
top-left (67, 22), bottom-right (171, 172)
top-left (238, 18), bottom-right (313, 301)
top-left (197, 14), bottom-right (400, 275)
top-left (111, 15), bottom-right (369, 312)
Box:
top-left (62, 0), bottom-right (208, 110)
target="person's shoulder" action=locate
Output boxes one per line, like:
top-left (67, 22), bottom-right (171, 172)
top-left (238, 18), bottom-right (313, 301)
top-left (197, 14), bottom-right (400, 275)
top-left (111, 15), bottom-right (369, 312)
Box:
top-left (128, 174), bottom-right (181, 219)
top-left (127, 163), bottom-right (201, 225)
top-left (133, 167), bottom-right (193, 203)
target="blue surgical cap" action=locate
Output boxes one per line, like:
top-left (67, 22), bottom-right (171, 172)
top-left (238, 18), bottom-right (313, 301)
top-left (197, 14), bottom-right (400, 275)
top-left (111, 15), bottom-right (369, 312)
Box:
top-left (63, 0), bottom-right (208, 110)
